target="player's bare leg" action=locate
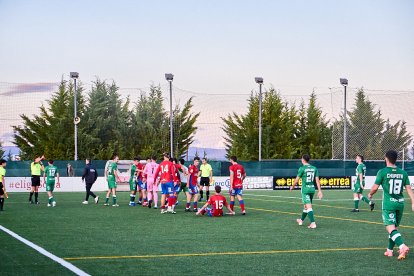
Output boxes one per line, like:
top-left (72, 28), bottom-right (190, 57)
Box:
top-left (237, 194), bottom-right (246, 215)
top-left (305, 203), bottom-right (317, 228)
top-left (104, 189), bottom-right (111, 206)
top-left (185, 192), bottom-right (192, 212)
top-left (160, 194), bottom-right (166, 213)
top-left (47, 191), bottom-right (56, 207)
top-left (193, 193), bottom-right (199, 211)
top-left (111, 188), bottom-right (118, 207)
top-left (385, 225), bottom-right (409, 260)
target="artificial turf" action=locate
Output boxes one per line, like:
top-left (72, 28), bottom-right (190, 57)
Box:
top-left (0, 190), bottom-right (413, 275)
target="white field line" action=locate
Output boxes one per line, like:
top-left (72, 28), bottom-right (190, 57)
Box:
top-left (0, 225), bottom-right (90, 276)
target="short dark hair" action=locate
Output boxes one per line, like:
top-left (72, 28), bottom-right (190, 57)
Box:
top-left (230, 156), bottom-right (237, 162)
top-left (215, 185), bottom-right (221, 193)
top-left (202, 157), bottom-right (207, 161)
top-left (151, 155), bottom-right (157, 161)
top-left (194, 157), bottom-right (200, 161)
top-left (356, 154), bottom-right (364, 162)
top-left (0, 159), bottom-right (7, 165)
top-left (111, 154), bottom-right (118, 160)
top-left (385, 150), bottom-right (398, 165)
top-left (48, 159), bottom-right (54, 164)
top-left (169, 158), bottom-right (174, 162)
top-left (179, 158), bottom-right (185, 165)
top-left (163, 152), bottom-right (170, 158)
top-left (134, 157), bottom-right (140, 161)
top-left (302, 154), bottom-right (310, 162)
top-left (86, 158), bottom-right (91, 163)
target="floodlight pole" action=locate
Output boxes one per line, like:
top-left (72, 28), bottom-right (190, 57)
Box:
top-left (340, 78), bottom-right (348, 161)
top-left (255, 77), bottom-right (264, 161)
top-left (71, 72), bottom-right (79, 161)
top-left (165, 73), bottom-right (174, 158)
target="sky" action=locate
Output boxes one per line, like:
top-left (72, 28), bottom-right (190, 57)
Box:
top-left (0, 0), bottom-right (414, 149)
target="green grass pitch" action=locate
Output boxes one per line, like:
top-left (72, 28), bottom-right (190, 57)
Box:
top-left (1, 190), bottom-right (413, 275)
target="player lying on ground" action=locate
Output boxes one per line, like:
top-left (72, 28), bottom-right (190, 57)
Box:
top-left (368, 150), bottom-right (414, 260)
top-left (196, 185), bottom-right (235, 216)
top-left (290, 154), bottom-right (323, 229)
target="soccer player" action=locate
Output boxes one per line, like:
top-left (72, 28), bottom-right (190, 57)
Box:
top-left (144, 156), bottom-right (159, 209)
top-left (177, 158), bottom-right (189, 200)
top-left (0, 159), bottom-right (7, 211)
top-left (229, 156), bottom-right (247, 215)
top-left (186, 157), bottom-right (200, 212)
top-left (199, 158), bottom-right (213, 201)
top-left (136, 156), bottom-right (147, 206)
top-left (128, 157), bottom-right (140, 206)
top-left (290, 154), bottom-right (323, 229)
top-left (81, 158), bottom-right (99, 204)
top-left (104, 154), bottom-right (121, 207)
top-left (43, 160), bottom-right (60, 207)
top-left (171, 158), bottom-right (182, 205)
top-left (29, 155), bottom-right (45, 204)
top-left (196, 185), bottom-right (235, 216)
top-left (351, 154), bottom-right (375, 212)
top-left (368, 150), bottom-right (414, 260)
top-left (153, 153), bottom-right (177, 214)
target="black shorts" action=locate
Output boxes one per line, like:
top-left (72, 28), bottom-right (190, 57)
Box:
top-left (31, 176), bottom-right (41, 186)
top-left (200, 177), bottom-right (210, 186)
top-left (0, 182), bottom-right (4, 195)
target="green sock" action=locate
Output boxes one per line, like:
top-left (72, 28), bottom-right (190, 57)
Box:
top-left (48, 197), bottom-right (52, 204)
top-left (113, 196), bottom-right (117, 205)
top-left (105, 197), bottom-right (109, 203)
top-left (388, 236), bottom-right (395, 250)
top-left (130, 195), bottom-right (135, 202)
top-left (301, 211), bottom-right (308, 221)
top-left (361, 196), bottom-right (370, 204)
top-left (354, 200), bottom-right (359, 209)
top-left (307, 209), bottom-right (315, 223)
top-left (390, 230), bottom-right (404, 247)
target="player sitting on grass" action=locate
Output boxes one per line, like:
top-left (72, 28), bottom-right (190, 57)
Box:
top-left (186, 157), bottom-right (200, 212)
top-left (351, 154), bottom-right (375, 212)
top-left (196, 185), bottom-right (235, 216)
top-left (104, 154), bottom-right (121, 207)
top-left (368, 150), bottom-right (414, 260)
top-left (290, 154), bottom-right (323, 229)
top-left (43, 160), bottom-right (60, 207)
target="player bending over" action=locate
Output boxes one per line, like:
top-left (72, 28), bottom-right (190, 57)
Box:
top-left (290, 154), bottom-right (323, 229)
top-left (104, 154), bottom-right (121, 207)
top-left (229, 156), bottom-right (246, 215)
top-left (144, 156), bottom-right (159, 209)
top-left (368, 150), bottom-right (414, 260)
top-left (153, 153), bottom-right (178, 214)
top-left (43, 160), bottom-right (60, 207)
top-left (197, 185), bottom-right (235, 216)
top-left (186, 157), bottom-right (200, 212)
top-left (351, 154), bottom-right (375, 212)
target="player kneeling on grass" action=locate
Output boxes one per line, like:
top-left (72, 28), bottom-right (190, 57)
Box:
top-left (105, 154), bottom-right (121, 207)
top-left (0, 159), bottom-right (7, 211)
top-left (368, 150), bottom-right (414, 260)
top-left (351, 154), bottom-right (375, 212)
top-left (229, 156), bottom-right (246, 215)
top-left (290, 154), bottom-right (323, 229)
top-left (43, 160), bottom-right (60, 207)
top-left (197, 186), bottom-right (235, 216)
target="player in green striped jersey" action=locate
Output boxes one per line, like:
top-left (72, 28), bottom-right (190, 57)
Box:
top-left (104, 154), bottom-right (121, 207)
top-left (351, 154), bottom-right (375, 212)
top-left (368, 150), bottom-right (414, 260)
top-left (290, 154), bottom-right (323, 229)
top-left (43, 160), bottom-right (60, 207)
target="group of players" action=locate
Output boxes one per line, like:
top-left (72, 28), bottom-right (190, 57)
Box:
top-left (104, 153), bottom-right (246, 216)
top-left (1, 149), bottom-right (413, 260)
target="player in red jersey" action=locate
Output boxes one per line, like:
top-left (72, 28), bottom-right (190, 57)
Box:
top-left (229, 155), bottom-right (246, 215)
top-left (196, 185), bottom-right (235, 216)
top-left (153, 153), bottom-right (178, 214)
top-left (136, 157), bottom-right (147, 206)
top-left (186, 157), bottom-right (200, 212)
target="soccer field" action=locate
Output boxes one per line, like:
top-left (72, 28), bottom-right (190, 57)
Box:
top-left (1, 190), bottom-right (413, 275)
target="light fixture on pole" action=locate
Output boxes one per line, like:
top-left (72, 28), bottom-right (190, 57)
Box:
top-left (255, 77), bottom-right (264, 161)
top-left (340, 78), bottom-right (348, 161)
top-left (70, 72), bottom-right (79, 161)
top-left (165, 73), bottom-right (174, 158)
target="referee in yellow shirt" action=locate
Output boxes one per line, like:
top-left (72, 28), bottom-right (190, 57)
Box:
top-left (29, 155), bottom-right (45, 204)
top-left (198, 158), bottom-right (213, 201)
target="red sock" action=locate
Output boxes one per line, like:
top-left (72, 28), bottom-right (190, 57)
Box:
top-left (240, 203), bottom-right (245, 212)
top-left (186, 202), bottom-right (190, 208)
top-left (168, 196), bottom-right (176, 207)
top-left (230, 203), bottom-right (234, 211)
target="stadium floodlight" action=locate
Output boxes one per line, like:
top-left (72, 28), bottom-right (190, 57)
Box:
top-left (165, 73), bottom-right (174, 81)
top-left (255, 77), bottom-right (264, 161)
top-left (71, 72), bottom-right (79, 161)
top-left (340, 78), bottom-right (348, 161)
top-left (165, 73), bottom-right (174, 157)
top-left (255, 77), bottom-right (264, 84)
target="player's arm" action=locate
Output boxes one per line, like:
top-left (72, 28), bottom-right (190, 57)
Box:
top-left (224, 202), bottom-right (235, 215)
top-left (56, 172), bottom-right (60, 185)
top-left (229, 169), bottom-right (234, 190)
top-left (290, 176), bottom-right (300, 191)
top-left (209, 167), bottom-right (213, 182)
top-left (359, 170), bottom-right (364, 189)
top-left (196, 202), bottom-right (210, 215)
top-left (368, 184), bottom-right (380, 200)
top-left (43, 170), bottom-right (46, 183)
top-left (153, 165), bottom-right (161, 183)
top-left (114, 169), bottom-right (120, 182)
top-left (315, 177), bottom-right (323, 199)
top-left (405, 184), bottom-right (414, 212)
